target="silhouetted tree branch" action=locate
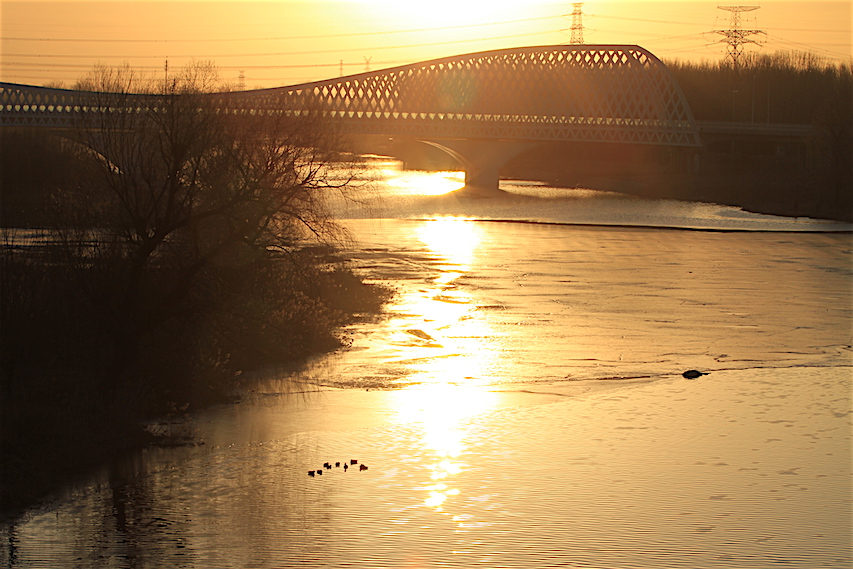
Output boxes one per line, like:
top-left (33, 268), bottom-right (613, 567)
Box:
top-left (59, 62), bottom-right (363, 396)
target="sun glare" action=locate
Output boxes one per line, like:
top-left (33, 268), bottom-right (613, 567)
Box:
top-left (382, 217), bottom-right (498, 386)
top-left (383, 168), bottom-right (464, 196)
top-left (392, 383), bottom-right (498, 511)
top-left (383, 216), bottom-right (500, 512)
top-left (416, 216), bottom-right (480, 267)
top-left (370, 0), bottom-right (525, 28)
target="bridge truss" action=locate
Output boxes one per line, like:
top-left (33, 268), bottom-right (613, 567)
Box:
top-left (1, 45), bottom-right (699, 147)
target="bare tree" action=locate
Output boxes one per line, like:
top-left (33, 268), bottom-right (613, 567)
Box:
top-left (63, 62), bottom-right (362, 396)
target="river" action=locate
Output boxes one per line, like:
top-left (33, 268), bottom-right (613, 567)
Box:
top-left (2, 162), bottom-right (851, 568)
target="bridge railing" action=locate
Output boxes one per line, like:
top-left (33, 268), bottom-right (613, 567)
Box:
top-left (1, 81), bottom-right (697, 145)
top-left (696, 120), bottom-right (818, 138)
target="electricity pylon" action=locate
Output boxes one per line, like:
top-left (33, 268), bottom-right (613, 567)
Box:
top-left (570, 3), bottom-right (584, 45)
top-left (714, 5), bottom-right (764, 66)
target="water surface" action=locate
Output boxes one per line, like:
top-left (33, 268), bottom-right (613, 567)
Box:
top-left (2, 166), bottom-right (850, 568)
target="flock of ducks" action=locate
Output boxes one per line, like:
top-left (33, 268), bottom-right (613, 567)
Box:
top-left (309, 459), bottom-right (368, 477)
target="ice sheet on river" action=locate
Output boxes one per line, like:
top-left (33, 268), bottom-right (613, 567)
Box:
top-left (330, 175), bottom-right (853, 233)
top-left (291, 216), bottom-right (852, 390)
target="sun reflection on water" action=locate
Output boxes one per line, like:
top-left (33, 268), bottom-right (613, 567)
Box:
top-left (388, 216), bottom-right (501, 512)
top-left (386, 217), bottom-right (499, 386)
top-left (382, 168), bottom-right (465, 196)
top-left (393, 384), bottom-right (498, 511)
top-left (415, 216), bottom-right (480, 266)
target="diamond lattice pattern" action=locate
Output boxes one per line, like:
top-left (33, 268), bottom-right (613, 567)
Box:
top-left (1, 45), bottom-right (699, 146)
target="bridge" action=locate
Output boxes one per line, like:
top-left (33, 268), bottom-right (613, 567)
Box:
top-left (2, 45), bottom-right (703, 190)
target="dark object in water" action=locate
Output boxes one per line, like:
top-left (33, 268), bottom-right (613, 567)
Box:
top-left (682, 370), bottom-right (708, 379)
top-left (359, 464), bottom-right (368, 471)
top-left (335, 462), bottom-right (341, 467)
top-left (343, 463), bottom-right (348, 471)
top-left (308, 471), bottom-right (315, 477)
top-left (316, 470), bottom-right (323, 475)
top-left (350, 459), bottom-right (358, 465)
top-left (324, 463), bottom-right (332, 469)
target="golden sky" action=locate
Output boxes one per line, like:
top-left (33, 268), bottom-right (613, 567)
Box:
top-left (1, 1), bottom-right (850, 88)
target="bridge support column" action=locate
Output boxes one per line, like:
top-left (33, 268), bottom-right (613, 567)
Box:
top-left (465, 162), bottom-right (501, 191)
top-left (418, 139), bottom-right (538, 193)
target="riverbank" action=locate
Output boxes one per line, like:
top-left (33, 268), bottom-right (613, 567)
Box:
top-left (0, 246), bottom-right (391, 519)
top-left (499, 142), bottom-right (852, 223)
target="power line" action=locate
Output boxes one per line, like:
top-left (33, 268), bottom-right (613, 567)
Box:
top-left (0, 25), bottom-right (568, 86)
top-left (763, 34), bottom-right (853, 60)
top-left (5, 26), bottom-right (569, 61)
top-left (772, 27), bottom-right (851, 34)
top-left (0, 13), bottom-right (563, 44)
top-left (594, 13), bottom-right (850, 37)
top-left (593, 14), bottom-right (709, 27)
top-left (1, 57), bottom-right (429, 72)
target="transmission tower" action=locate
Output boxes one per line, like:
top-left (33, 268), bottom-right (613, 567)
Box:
top-left (570, 3), bottom-right (585, 45)
top-left (714, 5), bottom-right (764, 66)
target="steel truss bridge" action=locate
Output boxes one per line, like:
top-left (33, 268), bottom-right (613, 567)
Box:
top-left (2, 45), bottom-right (701, 189)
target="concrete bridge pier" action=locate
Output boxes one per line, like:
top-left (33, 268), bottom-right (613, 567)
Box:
top-left (464, 159), bottom-right (501, 192)
top-left (419, 139), bottom-right (538, 193)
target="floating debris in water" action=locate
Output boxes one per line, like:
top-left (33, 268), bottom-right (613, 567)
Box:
top-left (683, 370), bottom-right (708, 379)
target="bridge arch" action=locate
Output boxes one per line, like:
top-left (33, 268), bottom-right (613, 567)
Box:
top-left (244, 44), bottom-right (700, 146)
top-left (233, 44), bottom-right (701, 190)
top-left (2, 45), bottom-right (699, 190)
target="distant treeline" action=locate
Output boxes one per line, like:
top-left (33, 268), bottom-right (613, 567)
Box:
top-left (501, 51), bottom-right (852, 220)
top-left (666, 50), bottom-right (852, 127)
top-left (664, 52), bottom-right (852, 220)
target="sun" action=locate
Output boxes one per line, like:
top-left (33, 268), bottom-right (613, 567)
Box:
top-left (368, 0), bottom-right (527, 28)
